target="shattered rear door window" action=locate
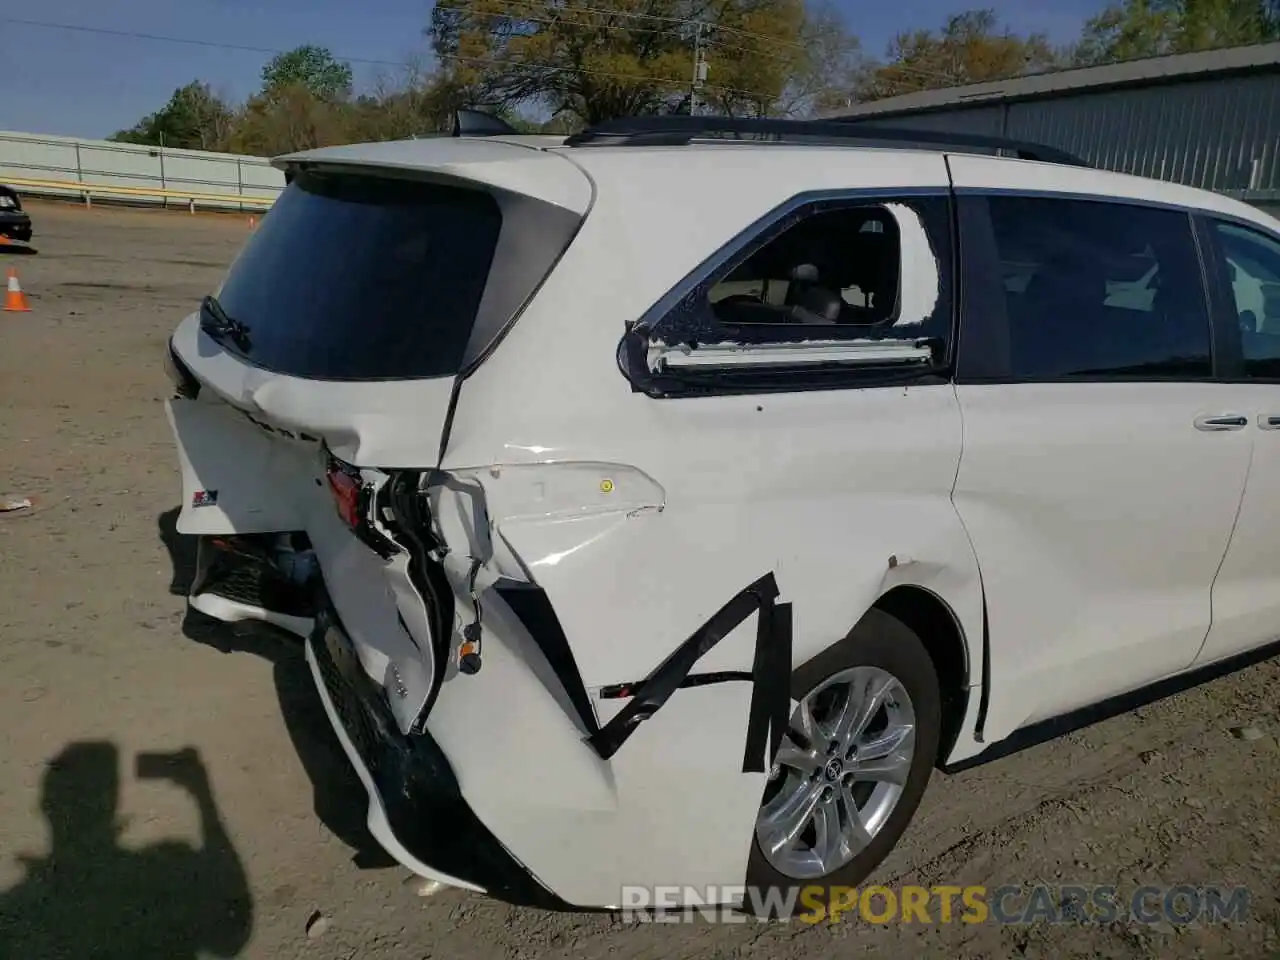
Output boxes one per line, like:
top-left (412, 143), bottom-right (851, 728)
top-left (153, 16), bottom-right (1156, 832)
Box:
top-left (648, 196), bottom-right (953, 378)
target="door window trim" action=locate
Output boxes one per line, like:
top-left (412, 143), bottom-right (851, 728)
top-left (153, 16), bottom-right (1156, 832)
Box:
top-left (1192, 212), bottom-right (1280, 383)
top-left (617, 186), bottom-right (957, 399)
top-left (953, 190), bottom-right (1226, 385)
top-left (951, 185), bottom-right (1230, 215)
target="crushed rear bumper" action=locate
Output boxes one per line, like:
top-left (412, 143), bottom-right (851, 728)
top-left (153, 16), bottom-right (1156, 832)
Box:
top-left (305, 602), bottom-right (571, 909)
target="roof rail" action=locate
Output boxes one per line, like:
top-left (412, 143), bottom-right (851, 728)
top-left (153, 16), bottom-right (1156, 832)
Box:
top-left (562, 115), bottom-right (1089, 166)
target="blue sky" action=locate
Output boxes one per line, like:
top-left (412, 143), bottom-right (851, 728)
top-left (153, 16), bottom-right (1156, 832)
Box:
top-left (2, 0), bottom-right (1107, 139)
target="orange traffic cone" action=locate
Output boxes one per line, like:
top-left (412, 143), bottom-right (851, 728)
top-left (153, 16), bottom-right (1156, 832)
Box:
top-left (4, 268), bottom-right (31, 312)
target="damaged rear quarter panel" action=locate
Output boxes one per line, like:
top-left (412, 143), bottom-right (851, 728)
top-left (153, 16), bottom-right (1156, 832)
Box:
top-left (423, 155), bottom-right (984, 904)
top-left (429, 385), bottom-right (982, 905)
top-left (436, 173), bottom-right (981, 690)
top-left (446, 395), bottom-right (981, 688)
top-left (422, 583), bottom-right (768, 904)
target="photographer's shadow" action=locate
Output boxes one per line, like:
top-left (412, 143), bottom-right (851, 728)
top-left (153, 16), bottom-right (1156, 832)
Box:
top-left (156, 508), bottom-right (394, 870)
top-left (0, 742), bottom-right (251, 959)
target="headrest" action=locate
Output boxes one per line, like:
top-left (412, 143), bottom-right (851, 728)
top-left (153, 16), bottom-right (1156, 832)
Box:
top-left (791, 263), bottom-right (820, 284)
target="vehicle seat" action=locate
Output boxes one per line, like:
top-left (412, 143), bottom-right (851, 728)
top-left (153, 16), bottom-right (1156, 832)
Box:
top-left (784, 263), bottom-right (821, 307)
top-left (784, 263), bottom-right (841, 324)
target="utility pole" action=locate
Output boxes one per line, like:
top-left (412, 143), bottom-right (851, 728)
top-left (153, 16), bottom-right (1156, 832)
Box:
top-left (690, 22), bottom-right (708, 116)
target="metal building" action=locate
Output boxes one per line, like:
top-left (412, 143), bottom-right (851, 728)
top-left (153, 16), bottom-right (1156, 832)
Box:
top-left (823, 42), bottom-right (1280, 214)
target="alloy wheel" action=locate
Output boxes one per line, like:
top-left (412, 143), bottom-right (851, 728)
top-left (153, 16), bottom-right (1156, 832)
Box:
top-left (754, 665), bottom-right (917, 879)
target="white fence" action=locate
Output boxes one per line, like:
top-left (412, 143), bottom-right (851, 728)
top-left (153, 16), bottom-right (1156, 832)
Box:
top-left (0, 130), bottom-right (285, 211)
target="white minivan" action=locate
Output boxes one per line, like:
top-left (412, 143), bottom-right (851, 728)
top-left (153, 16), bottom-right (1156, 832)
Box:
top-left (164, 113), bottom-right (1280, 916)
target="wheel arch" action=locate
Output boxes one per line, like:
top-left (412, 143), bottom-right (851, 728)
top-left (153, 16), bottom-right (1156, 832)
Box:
top-left (868, 583), bottom-right (972, 768)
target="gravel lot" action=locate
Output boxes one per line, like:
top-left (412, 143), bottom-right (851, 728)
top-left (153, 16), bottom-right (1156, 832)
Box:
top-left (0, 200), bottom-right (1276, 959)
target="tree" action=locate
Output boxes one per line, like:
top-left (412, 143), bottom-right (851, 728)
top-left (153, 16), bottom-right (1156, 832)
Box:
top-left (229, 86), bottom-right (350, 156)
top-left (109, 55), bottom-right (452, 158)
top-left (223, 45), bottom-right (358, 153)
top-left (108, 81), bottom-right (234, 150)
top-left (260, 45), bottom-right (354, 101)
top-left (852, 9), bottom-right (1064, 103)
top-left (426, 0), bottom-right (828, 124)
top-left (1074, 0), bottom-right (1280, 65)
top-left (770, 0), bottom-right (863, 117)
top-left (345, 58), bottom-right (459, 141)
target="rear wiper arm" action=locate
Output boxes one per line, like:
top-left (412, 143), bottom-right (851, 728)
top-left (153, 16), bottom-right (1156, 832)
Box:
top-left (200, 295), bottom-right (252, 351)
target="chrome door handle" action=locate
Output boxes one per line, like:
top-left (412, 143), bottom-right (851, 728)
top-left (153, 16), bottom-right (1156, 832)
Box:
top-left (1194, 413), bottom-right (1248, 431)
top-left (1259, 415), bottom-right (1280, 430)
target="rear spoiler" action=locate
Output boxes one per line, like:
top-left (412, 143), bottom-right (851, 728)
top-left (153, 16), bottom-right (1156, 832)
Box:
top-left (280, 109), bottom-right (524, 185)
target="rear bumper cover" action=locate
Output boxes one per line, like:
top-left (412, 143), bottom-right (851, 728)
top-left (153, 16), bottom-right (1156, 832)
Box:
top-left (306, 603), bottom-right (571, 909)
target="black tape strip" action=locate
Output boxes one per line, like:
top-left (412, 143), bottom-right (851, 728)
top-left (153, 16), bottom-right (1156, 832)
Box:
top-left (766, 602), bottom-right (793, 767)
top-left (586, 572), bottom-right (779, 761)
top-left (598, 671), bottom-right (753, 700)
top-left (740, 600), bottom-right (793, 773)
top-left (740, 594), bottom-right (776, 773)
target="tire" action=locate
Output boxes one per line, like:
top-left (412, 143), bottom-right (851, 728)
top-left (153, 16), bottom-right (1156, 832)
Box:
top-left (744, 607), bottom-right (941, 920)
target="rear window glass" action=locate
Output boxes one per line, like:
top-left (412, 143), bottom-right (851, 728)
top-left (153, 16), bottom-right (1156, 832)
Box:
top-left (214, 171), bottom-right (502, 380)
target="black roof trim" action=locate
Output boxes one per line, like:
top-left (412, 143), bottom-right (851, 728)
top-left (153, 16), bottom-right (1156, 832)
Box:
top-left (562, 115), bottom-right (1090, 166)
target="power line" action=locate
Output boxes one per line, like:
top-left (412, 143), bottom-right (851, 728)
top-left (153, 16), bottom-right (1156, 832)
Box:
top-left (465, 6), bottom-right (683, 42)
top-left (5, 10), bottom-right (1037, 104)
top-left (456, 4), bottom-right (964, 84)
top-left (464, 2), bottom-right (1098, 92)
top-left (3, 16), bottom-right (408, 68)
top-left (469, 7), bottom-right (794, 59)
top-left (487, 0), bottom-right (810, 50)
top-left (459, 8), bottom-right (807, 71)
top-left (1, 15), bottom-right (777, 100)
top-left (456, 6), bottom-right (788, 64)
top-left (481, 0), bottom-right (1086, 87)
top-left (3, 10), bottom-right (954, 89)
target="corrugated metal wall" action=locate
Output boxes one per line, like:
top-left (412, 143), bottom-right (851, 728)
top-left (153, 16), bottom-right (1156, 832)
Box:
top-left (0, 130), bottom-right (284, 210)
top-left (851, 106), bottom-right (1005, 136)
top-left (842, 72), bottom-right (1280, 214)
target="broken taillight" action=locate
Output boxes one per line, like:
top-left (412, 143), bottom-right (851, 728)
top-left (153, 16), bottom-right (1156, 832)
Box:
top-left (325, 457), bottom-right (400, 560)
top-left (326, 461), bottom-right (363, 530)
top-left (324, 454), bottom-right (401, 561)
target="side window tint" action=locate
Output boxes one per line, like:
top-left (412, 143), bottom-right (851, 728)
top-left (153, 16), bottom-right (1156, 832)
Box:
top-left (988, 197), bottom-right (1212, 380)
top-left (1212, 221), bottom-right (1280, 378)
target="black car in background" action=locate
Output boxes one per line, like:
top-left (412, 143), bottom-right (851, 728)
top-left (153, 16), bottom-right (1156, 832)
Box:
top-left (0, 185), bottom-right (33, 243)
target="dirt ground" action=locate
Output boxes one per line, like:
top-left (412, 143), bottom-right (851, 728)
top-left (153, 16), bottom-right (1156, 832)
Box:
top-left (0, 200), bottom-right (1276, 960)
